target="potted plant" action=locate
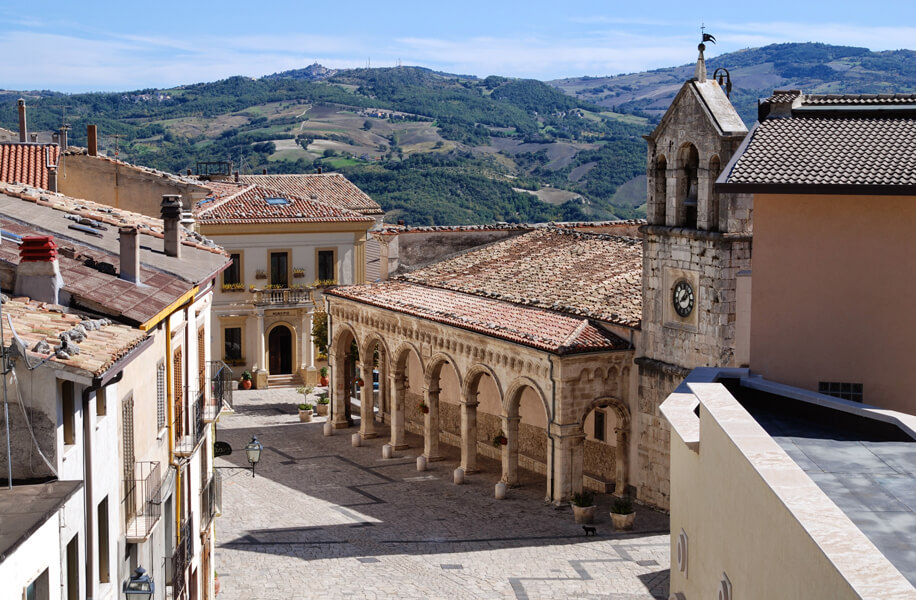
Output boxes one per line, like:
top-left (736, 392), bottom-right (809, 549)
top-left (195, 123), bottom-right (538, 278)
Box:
top-left (610, 495), bottom-right (636, 531)
top-left (293, 267), bottom-right (305, 278)
top-left (419, 401), bottom-right (429, 414)
top-left (492, 432), bottom-right (508, 447)
top-left (319, 366), bottom-right (329, 386)
top-left (298, 402), bottom-right (313, 422)
top-left (240, 370), bottom-right (252, 390)
top-left (356, 377), bottom-right (365, 387)
top-left (255, 269), bottom-right (267, 279)
top-left (315, 395), bottom-right (330, 416)
top-left (572, 490), bottom-right (597, 524)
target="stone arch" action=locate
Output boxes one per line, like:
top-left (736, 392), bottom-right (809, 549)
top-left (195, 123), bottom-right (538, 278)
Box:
top-left (580, 396), bottom-right (631, 496)
top-left (357, 332), bottom-right (391, 439)
top-left (420, 352), bottom-right (462, 462)
top-left (387, 340), bottom-right (424, 450)
top-left (458, 364), bottom-right (504, 474)
top-left (265, 321), bottom-right (296, 375)
top-left (462, 363), bottom-right (504, 403)
top-left (676, 142), bottom-right (700, 228)
top-left (424, 352), bottom-right (462, 389)
top-left (500, 377), bottom-right (551, 495)
top-left (503, 377), bottom-right (550, 421)
top-left (329, 322), bottom-right (360, 429)
top-left (651, 153), bottom-right (668, 225)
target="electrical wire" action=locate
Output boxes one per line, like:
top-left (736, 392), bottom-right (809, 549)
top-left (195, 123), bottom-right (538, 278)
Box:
top-left (8, 368), bottom-right (57, 477)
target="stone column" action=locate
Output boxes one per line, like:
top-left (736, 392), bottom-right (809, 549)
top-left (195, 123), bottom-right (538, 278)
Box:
top-left (614, 426), bottom-right (630, 496)
top-left (665, 168), bottom-right (679, 227)
top-left (500, 416), bottom-right (520, 486)
top-left (696, 167), bottom-right (712, 230)
top-left (331, 354), bottom-right (349, 429)
top-left (423, 385), bottom-right (442, 461)
top-left (459, 392), bottom-right (479, 474)
top-left (549, 423), bottom-right (585, 502)
top-left (389, 375), bottom-right (408, 450)
top-left (359, 362), bottom-right (377, 439)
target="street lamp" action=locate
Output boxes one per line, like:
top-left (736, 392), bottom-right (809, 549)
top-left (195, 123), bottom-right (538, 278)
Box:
top-left (244, 436), bottom-right (262, 477)
top-left (123, 566), bottom-right (154, 598)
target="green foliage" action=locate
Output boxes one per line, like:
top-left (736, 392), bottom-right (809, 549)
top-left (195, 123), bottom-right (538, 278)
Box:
top-left (611, 495), bottom-right (634, 514)
top-left (572, 490), bottom-right (595, 507)
top-left (311, 311), bottom-right (328, 355)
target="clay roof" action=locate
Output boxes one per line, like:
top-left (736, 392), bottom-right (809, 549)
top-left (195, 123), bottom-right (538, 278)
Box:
top-left (396, 228), bottom-right (643, 327)
top-left (1, 297), bottom-right (147, 376)
top-left (327, 281), bottom-right (630, 354)
top-left (237, 173), bottom-right (384, 215)
top-left (0, 143), bottom-right (60, 189)
top-left (196, 183), bottom-right (375, 225)
top-left (764, 90), bottom-right (802, 104)
top-left (720, 116), bottom-right (916, 191)
top-left (0, 187), bottom-right (230, 326)
top-left (372, 220), bottom-right (644, 237)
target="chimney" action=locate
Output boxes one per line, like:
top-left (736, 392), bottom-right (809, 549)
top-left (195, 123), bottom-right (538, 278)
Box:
top-left (59, 125), bottom-right (69, 151)
top-left (15, 236), bottom-right (64, 304)
top-left (186, 169), bottom-right (192, 176)
top-left (317, 166), bottom-right (322, 174)
top-left (119, 226), bottom-right (140, 283)
top-left (160, 195), bottom-right (182, 258)
top-left (17, 98), bottom-right (27, 142)
top-left (233, 170), bottom-right (239, 182)
top-left (47, 167), bottom-right (58, 193)
top-left (30, 133), bottom-right (38, 143)
top-left (262, 168), bottom-right (267, 175)
top-left (87, 124), bottom-right (98, 156)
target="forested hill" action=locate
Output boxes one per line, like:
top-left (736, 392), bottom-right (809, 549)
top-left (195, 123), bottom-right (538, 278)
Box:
top-left (2, 43), bottom-right (914, 225)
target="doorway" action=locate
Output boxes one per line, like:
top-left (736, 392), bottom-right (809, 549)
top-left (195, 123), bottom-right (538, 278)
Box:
top-left (268, 326), bottom-right (293, 374)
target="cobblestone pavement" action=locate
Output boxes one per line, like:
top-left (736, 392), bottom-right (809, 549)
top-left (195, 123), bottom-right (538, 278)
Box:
top-left (214, 388), bottom-right (670, 600)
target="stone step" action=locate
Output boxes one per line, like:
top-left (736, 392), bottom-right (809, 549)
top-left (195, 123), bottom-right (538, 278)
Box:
top-left (267, 373), bottom-right (303, 388)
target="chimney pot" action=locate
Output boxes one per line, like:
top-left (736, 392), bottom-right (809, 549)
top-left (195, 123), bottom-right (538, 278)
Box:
top-left (15, 235), bottom-right (64, 304)
top-left (60, 125), bottom-right (69, 151)
top-left (119, 226), bottom-right (141, 284)
top-left (87, 124), bottom-right (98, 156)
top-left (160, 195), bottom-right (182, 258)
top-left (18, 98), bottom-right (27, 143)
top-left (30, 133), bottom-right (38, 143)
top-left (317, 166), bottom-right (322, 174)
top-left (262, 168), bottom-right (267, 175)
top-left (186, 168), bottom-right (192, 176)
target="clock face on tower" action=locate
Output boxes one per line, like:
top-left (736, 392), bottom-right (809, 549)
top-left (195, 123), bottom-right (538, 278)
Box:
top-left (672, 280), bottom-right (695, 318)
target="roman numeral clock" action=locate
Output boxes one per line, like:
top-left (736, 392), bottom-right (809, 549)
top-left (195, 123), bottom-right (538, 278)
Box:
top-left (672, 280), bottom-right (695, 318)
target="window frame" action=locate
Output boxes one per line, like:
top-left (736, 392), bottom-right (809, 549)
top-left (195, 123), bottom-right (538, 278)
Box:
top-left (315, 247), bottom-right (337, 283)
top-left (222, 250), bottom-right (244, 287)
top-left (267, 248), bottom-right (291, 288)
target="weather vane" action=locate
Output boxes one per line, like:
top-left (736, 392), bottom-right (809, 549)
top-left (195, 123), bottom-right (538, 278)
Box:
top-left (700, 23), bottom-right (716, 50)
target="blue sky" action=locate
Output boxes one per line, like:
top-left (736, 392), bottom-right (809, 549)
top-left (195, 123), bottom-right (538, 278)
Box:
top-left (3, 0), bottom-right (915, 92)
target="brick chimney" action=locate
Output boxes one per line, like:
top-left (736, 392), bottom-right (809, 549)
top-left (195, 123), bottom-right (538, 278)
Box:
top-left (119, 226), bottom-right (140, 283)
top-left (233, 170), bottom-right (239, 182)
top-left (87, 124), bottom-right (98, 156)
top-left (17, 98), bottom-right (27, 143)
top-left (160, 195), bottom-right (182, 258)
top-left (15, 236), bottom-right (64, 304)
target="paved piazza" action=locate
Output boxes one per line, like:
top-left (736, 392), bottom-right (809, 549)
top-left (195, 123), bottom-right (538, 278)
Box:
top-left (214, 388), bottom-right (670, 600)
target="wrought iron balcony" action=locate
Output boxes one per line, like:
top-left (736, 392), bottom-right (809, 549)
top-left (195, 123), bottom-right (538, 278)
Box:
top-left (251, 286), bottom-right (313, 306)
top-left (200, 470), bottom-right (222, 531)
top-left (174, 391), bottom-right (205, 456)
top-left (170, 518), bottom-right (192, 599)
top-left (123, 461), bottom-right (162, 543)
top-left (205, 361), bottom-right (234, 421)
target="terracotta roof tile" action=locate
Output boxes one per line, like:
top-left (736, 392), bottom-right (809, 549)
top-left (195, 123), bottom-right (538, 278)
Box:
top-left (0, 143), bottom-right (60, 189)
top-left (0, 297), bottom-right (147, 376)
top-left (724, 116), bottom-right (916, 188)
top-left (237, 173), bottom-right (383, 215)
top-left (327, 282), bottom-right (630, 354)
top-left (396, 228), bottom-right (643, 327)
top-left (196, 183), bottom-right (375, 225)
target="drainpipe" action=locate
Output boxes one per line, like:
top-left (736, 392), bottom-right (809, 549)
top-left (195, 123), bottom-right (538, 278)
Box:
top-left (165, 315), bottom-right (183, 551)
top-left (548, 355), bottom-right (557, 502)
top-left (81, 371), bottom-right (123, 600)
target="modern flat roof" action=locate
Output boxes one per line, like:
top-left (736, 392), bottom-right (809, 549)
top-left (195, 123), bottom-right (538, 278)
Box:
top-left (0, 480), bottom-right (82, 565)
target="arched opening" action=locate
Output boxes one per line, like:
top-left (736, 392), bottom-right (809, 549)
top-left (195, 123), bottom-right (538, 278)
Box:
top-left (389, 343), bottom-right (424, 449)
top-left (462, 366), bottom-right (503, 475)
top-left (421, 355), bottom-right (461, 462)
top-left (652, 155), bottom-right (668, 225)
top-left (708, 155), bottom-right (722, 232)
top-left (358, 336), bottom-right (389, 440)
top-left (582, 398), bottom-right (630, 496)
top-left (503, 380), bottom-right (550, 499)
top-left (677, 144), bottom-right (700, 228)
top-left (329, 325), bottom-right (359, 429)
top-left (267, 324), bottom-right (293, 374)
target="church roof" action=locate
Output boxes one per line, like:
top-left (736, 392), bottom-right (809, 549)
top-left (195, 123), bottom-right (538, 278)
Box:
top-left (396, 227), bottom-right (643, 328)
top-left (326, 281), bottom-right (631, 355)
top-left (719, 91), bottom-right (916, 194)
top-left (647, 79), bottom-right (748, 142)
top-left (237, 173), bottom-right (383, 216)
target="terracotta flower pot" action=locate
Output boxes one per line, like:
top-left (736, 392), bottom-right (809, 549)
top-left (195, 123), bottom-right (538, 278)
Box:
top-left (316, 403), bottom-right (329, 416)
top-left (298, 410), bottom-right (313, 422)
top-left (421, 405), bottom-right (429, 414)
top-left (572, 504), bottom-right (597, 524)
top-left (611, 511), bottom-right (636, 531)
top-left (320, 376), bottom-right (329, 386)
top-left (240, 379), bottom-right (252, 390)
top-left (500, 437), bottom-right (508, 445)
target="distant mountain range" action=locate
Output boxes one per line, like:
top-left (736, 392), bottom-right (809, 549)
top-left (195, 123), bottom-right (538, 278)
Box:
top-left (2, 43), bottom-right (914, 225)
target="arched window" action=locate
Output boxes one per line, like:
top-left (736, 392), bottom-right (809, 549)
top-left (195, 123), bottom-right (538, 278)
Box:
top-left (652, 155), bottom-right (667, 225)
top-left (678, 144), bottom-right (700, 228)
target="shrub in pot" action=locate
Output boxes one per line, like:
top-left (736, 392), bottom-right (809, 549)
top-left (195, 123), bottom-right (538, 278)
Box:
top-left (315, 395), bottom-right (330, 416)
top-left (571, 490), bottom-right (597, 524)
top-left (298, 403), bottom-right (313, 422)
top-left (319, 366), bottom-right (329, 386)
top-left (240, 370), bottom-right (252, 390)
top-left (610, 495), bottom-right (636, 531)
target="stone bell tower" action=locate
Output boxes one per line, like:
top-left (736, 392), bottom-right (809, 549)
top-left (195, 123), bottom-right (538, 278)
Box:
top-left (635, 41), bottom-right (753, 509)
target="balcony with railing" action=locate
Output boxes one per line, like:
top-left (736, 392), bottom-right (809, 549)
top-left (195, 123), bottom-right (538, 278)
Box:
top-left (174, 392), bottom-right (205, 456)
top-left (200, 470), bottom-right (222, 531)
top-left (205, 361), bottom-right (233, 421)
top-left (169, 518), bottom-right (192, 600)
top-left (123, 461), bottom-right (162, 543)
top-left (251, 286), bottom-right (313, 307)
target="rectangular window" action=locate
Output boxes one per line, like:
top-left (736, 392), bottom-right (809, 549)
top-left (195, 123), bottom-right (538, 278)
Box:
top-left (270, 251), bottom-right (288, 287)
top-left (97, 497), bottom-right (110, 583)
top-left (122, 394), bottom-right (136, 526)
top-left (95, 386), bottom-right (106, 417)
top-left (818, 381), bottom-right (864, 403)
top-left (62, 380), bottom-right (75, 445)
top-left (157, 361), bottom-right (167, 432)
top-left (223, 253), bottom-right (241, 285)
top-left (318, 250), bottom-right (335, 281)
top-left (198, 326), bottom-right (206, 390)
top-left (24, 569), bottom-right (49, 600)
top-left (65, 535), bottom-right (78, 600)
top-left (224, 327), bottom-right (242, 361)
top-left (594, 410), bottom-right (605, 442)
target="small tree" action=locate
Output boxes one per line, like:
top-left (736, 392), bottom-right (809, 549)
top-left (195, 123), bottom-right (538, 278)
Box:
top-left (311, 311), bottom-right (328, 357)
top-left (362, 119), bottom-right (373, 131)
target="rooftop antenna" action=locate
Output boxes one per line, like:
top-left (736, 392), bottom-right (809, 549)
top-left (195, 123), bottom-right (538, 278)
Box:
top-left (110, 133), bottom-right (124, 158)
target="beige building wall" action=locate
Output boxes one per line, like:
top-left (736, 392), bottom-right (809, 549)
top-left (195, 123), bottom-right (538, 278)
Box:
top-left (750, 193), bottom-right (916, 414)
